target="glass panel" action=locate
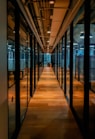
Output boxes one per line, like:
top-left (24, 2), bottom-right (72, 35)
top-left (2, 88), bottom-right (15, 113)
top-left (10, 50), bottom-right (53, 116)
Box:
top-left (59, 40), bottom-right (62, 87)
top-left (39, 48), bottom-right (43, 76)
top-left (27, 43), bottom-right (30, 102)
top-left (35, 42), bottom-right (38, 86)
top-left (66, 28), bottom-right (70, 101)
top-left (32, 44), bottom-right (34, 93)
top-left (55, 47), bottom-right (58, 77)
top-left (73, 4), bottom-right (84, 125)
top-left (19, 15), bottom-right (28, 121)
top-left (89, 0), bottom-right (95, 138)
top-left (26, 36), bottom-right (30, 102)
top-left (8, 1), bottom-right (16, 138)
top-left (53, 49), bottom-right (56, 73)
top-left (44, 53), bottom-right (51, 67)
top-left (52, 49), bottom-right (55, 73)
top-left (62, 37), bottom-right (64, 90)
top-left (58, 45), bottom-right (60, 81)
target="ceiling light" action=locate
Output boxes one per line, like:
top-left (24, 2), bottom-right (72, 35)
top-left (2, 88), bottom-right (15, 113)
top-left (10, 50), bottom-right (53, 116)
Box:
top-left (47, 40), bottom-right (50, 43)
top-left (80, 32), bottom-right (93, 39)
top-left (49, 1), bottom-right (54, 4)
top-left (80, 48), bottom-right (84, 49)
top-left (13, 30), bottom-right (15, 34)
top-left (90, 34), bottom-right (93, 38)
top-left (47, 31), bottom-right (51, 34)
top-left (80, 32), bottom-right (84, 39)
top-left (73, 42), bottom-right (78, 46)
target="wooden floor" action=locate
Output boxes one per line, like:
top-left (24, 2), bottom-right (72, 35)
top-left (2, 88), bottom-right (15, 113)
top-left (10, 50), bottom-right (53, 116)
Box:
top-left (17, 67), bottom-right (83, 139)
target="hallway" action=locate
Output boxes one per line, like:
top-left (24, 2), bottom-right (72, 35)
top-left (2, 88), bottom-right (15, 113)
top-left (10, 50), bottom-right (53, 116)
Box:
top-left (17, 67), bottom-right (83, 139)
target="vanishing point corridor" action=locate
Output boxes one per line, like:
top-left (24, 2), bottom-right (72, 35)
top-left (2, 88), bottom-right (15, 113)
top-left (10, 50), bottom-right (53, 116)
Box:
top-left (17, 67), bottom-right (83, 139)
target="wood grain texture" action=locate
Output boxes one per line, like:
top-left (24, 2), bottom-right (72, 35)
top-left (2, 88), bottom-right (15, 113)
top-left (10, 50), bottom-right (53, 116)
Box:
top-left (17, 67), bottom-right (83, 139)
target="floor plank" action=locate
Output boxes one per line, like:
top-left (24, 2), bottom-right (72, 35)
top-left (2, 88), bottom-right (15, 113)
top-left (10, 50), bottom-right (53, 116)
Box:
top-left (17, 67), bottom-right (83, 139)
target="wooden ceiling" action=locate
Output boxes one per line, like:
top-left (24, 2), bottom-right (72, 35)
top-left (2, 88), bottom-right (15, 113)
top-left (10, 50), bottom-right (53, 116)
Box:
top-left (8, 0), bottom-right (85, 51)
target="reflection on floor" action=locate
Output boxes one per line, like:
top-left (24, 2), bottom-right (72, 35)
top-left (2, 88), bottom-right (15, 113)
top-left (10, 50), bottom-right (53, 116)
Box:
top-left (17, 67), bottom-right (83, 139)
top-left (70, 74), bottom-right (95, 139)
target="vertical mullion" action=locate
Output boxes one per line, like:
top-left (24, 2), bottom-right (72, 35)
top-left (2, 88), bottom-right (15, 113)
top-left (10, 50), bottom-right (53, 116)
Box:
top-left (59, 43), bottom-right (60, 84)
top-left (61, 37), bottom-right (64, 89)
top-left (57, 45), bottom-right (59, 80)
top-left (30, 33), bottom-right (33, 97)
top-left (33, 35), bottom-right (35, 92)
top-left (58, 42), bottom-right (60, 82)
top-left (38, 43), bottom-right (40, 81)
top-left (54, 49), bottom-right (55, 73)
top-left (84, 0), bottom-right (90, 136)
top-left (26, 34), bottom-right (28, 107)
top-left (64, 32), bottom-right (67, 96)
top-left (75, 54), bottom-right (76, 78)
top-left (15, 2), bottom-right (20, 134)
top-left (34, 36), bottom-right (36, 90)
top-left (42, 53), bottom-right (44, 68)
top-left (70, 22), bottom-right (73, 107)
top-left (57, 45), bottom-right (58, 80)
top-left (54, 50), bottom-right (55, 72)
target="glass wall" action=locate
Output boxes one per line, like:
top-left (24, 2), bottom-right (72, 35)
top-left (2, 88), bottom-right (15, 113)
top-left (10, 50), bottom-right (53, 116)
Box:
top-left (51, 51), bottom-right (53, 69)
top-left (7, 1), bottom-right (44, 138)
top-left (73, 3), bottom-right (84, 128)
top-left (60, 39), bottom-right (63, 87)
top-left (52, 49), bottom-right (56, 76)
top-left (32, 36), bottom-right (35, 93)
top-left (27, 44), bottom-right (31, 102)
top-left (61, 37), bottom-right (65, 90)
top-left (89, 0), bottom-right (95, 138)
top-left (7, 1), bottom-right (16, 138)
top-left (57, 43), bottom-right (60, 83)
top-left (39, 48), bottom-right (43, 77)
top-left (52, 50), bottom-right (55, 76)
top-left (66, 28), bottom-right (70, 101)
top-left (44, 53), bottom-right (51, 67)
top-left (51, 38), bottom-right (64, 89)
top-left (51, 1), bottom-right (95, 138)
top-left (55, 47), bottom-right (58, 78)
top-left (58, 41), bottom-right (62, 86)
top-left (19, 15), bottom-right (29, 122)
top-left (35, 41), bottom-right (38, 86)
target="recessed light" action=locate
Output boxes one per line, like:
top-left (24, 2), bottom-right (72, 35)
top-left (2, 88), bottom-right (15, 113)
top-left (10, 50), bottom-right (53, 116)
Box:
top-left (47, 31), bottom-right (51, 34)
top-left (13, 30), bottom-right (15, 33)
top-left (49, 1), bottom-right (54, 4)
top-left (47, 40), bottom-right (50, 43)
top-left (80, 32), bottom-right (93, 39)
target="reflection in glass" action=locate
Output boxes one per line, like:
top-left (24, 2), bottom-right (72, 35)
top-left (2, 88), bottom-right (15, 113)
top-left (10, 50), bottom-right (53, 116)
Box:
top-left (44, 53), bottom-right (51, 67)
top-left (89, 0), bottom-right (95, 138)
top-left (73, 4), bottom-right (84, 123)
top-left (58, 42), bottom-right (60, 83)
top-left (66, 28), bottom-right (70, 101)
top-left (35, 42), bottom-right (38, 86)
top-left (58, 42), bottom-right (61, 86)
top-left (27, 47), bottom-right (30, 102)
top-left (61, 37), bottom-right (64, 90)
top-left (32, 46), bottom-right (34, 93)
top-left (39, 49), bottom-right (44, 76)
top-left (8, 1), bottom-right (16, 138)
top-left (55, 47), bottom-right (58, 77)
top-left (19, 16), bottom-right (28, 122)
top-left (59, 40), bottom-right (62, 87)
